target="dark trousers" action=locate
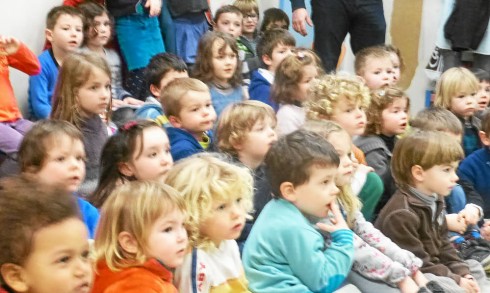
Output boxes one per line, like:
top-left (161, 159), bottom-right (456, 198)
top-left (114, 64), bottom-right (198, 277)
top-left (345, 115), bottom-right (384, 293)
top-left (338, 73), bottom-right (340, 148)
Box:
top-left (311, 0), bottom-right (386, 72)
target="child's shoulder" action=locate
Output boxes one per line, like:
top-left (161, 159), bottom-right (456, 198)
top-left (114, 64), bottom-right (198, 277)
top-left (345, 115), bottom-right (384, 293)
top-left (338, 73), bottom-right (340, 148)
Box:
top-left (354, 135), bottom-right (387, 153)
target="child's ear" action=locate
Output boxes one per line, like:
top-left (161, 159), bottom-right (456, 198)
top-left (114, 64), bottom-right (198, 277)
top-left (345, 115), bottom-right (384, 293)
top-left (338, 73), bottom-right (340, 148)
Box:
top-left (280, 182), bottom-right (297, 202)
top-left (118, 231), bottom-right (139, 255)
top-left (149, 84), bottom-right (161, 98)
top-left (1, 263), bottom-right (29, 292)
top-left (118, 162), bottom-right (134, 177)
top-left (262, 54), bottom-right (272, 67)
top-left (45, 29), bottom-right (53, 43)
top-left (478, 131), bottom-right (490, 146)
top-left (168, 115), bottom-right (182, 128)
top-left (411, 165), bottom-right (425, 183)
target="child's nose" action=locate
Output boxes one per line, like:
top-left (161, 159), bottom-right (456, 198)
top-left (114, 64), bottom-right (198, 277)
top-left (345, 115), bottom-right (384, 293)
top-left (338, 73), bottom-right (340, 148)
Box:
top-left (73, 257), bottom-right (91, 278)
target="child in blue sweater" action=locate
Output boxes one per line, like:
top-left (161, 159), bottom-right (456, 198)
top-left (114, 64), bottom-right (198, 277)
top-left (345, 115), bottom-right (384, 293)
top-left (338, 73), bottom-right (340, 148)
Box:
top-left (243, 129), bottom-right (356, 292)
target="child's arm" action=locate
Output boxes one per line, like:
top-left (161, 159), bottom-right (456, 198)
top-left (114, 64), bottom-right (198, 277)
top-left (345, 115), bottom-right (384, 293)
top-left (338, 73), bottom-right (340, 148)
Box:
top-left (445, 213), bottom-right (468, 234)
top-left (0, 36), bottom-right (40, 75)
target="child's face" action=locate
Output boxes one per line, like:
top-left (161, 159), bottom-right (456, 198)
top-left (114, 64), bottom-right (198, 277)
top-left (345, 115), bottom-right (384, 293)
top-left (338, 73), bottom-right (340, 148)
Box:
top-left (327, 131), bottom-right (354, 187)
top-left (46, 14), bottom-right (83, 54)
top-left (86, 13), bottom-right (111, 48)
top-left (330, 97), bottom-right (367, 136)
top-left (147, 209), bottom-right (188, 269)
top-left (200, 196), bottom-right (247, 246)
top-left (122, 127), bottom-right (173, 181)
top-left (290, 166), bottom-right (339, 218)
top-left (76, 67), bottom-right (111, 116)
top-left (476, 80), bottom-right (490, 110)
top-left (414, 161), bottom-right (459, 196)
top-left (236, 117), bottom-right (278, 164)
top-left (266, 20), bottom-right (288, 31)
top-left (211, 40), bottom-right (238, 84)
top-left (381, 97), bottom-right (408, 136)
top-left (263, 43), bottom-right (293, 73)
top-left (450, 91), bottom-right (477, 118)
top-left (214, 12), bottom-right (243, 38)
top-left (242, 11), bottom-right (258, 36)
top-left (19, 218), bottom-right (92, 293)
top-left (172, 90), bottom-right (216, 136)
top-left (389, 52), bottom-right (401, 84)
top-left (296, 64), bottom-right (319, 101)
top-left (35, 136), bottom-right (86, 193)
top-left (360, 56), bottom-right (394, 90)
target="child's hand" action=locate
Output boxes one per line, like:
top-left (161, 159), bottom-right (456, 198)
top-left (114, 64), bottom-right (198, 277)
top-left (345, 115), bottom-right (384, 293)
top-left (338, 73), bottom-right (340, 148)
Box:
top-left (316, 202), bottom-right (349, 233)
top-left (0, 35), bottom-right (20, 56)
top-left (459, 205), bottom-right (480, 226)
top-left (356, 164), bottom-right (374, 176)
top-left (145, 0), bottom-right (162, 16)
top-left (397, 276), bottom-right (420, 293)
top-left (446, 213), bottom-right (467, 234)
top-left (123, 97), bottom-right (144, 106)
top-left (459, 275), bottom-right (480, 293)
top-left (412, 270), bottom-right (428, 288)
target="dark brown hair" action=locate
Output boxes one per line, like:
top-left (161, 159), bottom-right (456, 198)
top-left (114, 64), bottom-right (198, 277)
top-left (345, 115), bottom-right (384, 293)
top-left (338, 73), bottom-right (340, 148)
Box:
top-left (46, 5), bottom-right (84, 30)
top-left (78, 1), bottom-right (113, 45)
top-left (256, 28), bottom-right (295, 67)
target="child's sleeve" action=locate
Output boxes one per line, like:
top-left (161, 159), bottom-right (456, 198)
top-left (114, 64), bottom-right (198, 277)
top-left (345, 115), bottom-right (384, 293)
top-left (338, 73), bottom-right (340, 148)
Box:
top-left (7, 43), bottom-right (40, 75)
top-left (28, 63), bottom-right (52, 119)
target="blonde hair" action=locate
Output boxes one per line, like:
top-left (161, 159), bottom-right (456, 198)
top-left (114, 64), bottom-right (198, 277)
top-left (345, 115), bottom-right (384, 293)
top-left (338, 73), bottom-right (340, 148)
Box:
top-left (306, 74), bottom-right (371, 120)
top-left (93, 181), bottom-right (185, 271)
top-left (51, 52), bottom-right (111, 128)
top-left (233, 0), bottom-right (259, 15)
top-left (302, 120), bottom-right (361, 227)
top-left (364, 87), bottom-right (410, 135)
top-left (216, 100), bottom-right (276, 155)
top-left (354, 46), bottom-right (391, 76)
top-left (392, 130), bottom-right (464, 190)
top-left (434, 67), bottom-right (479, 110)
top-left (165, 154), bottom-right (253, 250)
top-left (410, 107), bottom-right (462, 135)
top-left (161, 78), bottom-right (209, 117)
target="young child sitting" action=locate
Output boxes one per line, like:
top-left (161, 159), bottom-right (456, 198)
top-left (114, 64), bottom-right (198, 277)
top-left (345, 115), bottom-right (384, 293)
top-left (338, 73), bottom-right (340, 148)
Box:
top-left (215, 100), bottom-right (278, 249)
top-left (0, 175), bottom-right (93, 293)
top-left (29, 5), bottom-right (84, 120)
top-left (355, 46), bottom-right (396, 90)
top-left (471, 68), bottom-right (490, 119)
top-left (233, 0), bottom-right (261, 77)
top-left (92, 181), bottom-right (188, 293)
top-left (166, 154), bottom-right (253, 292)
top-left (380, 44), bottom-right (404, 86)
top-left (249, 28), bottom-right (295, 111)
top-left (243, 129), bottom-right (356, 292)
top-left (259, 8), bottom-right (290, 33)
top-left (376, 130), bottom-right (490, 293)
top-left (161, 78), bottom-right (217, 161)
top-left (18, 120), bottom-right (99, 239)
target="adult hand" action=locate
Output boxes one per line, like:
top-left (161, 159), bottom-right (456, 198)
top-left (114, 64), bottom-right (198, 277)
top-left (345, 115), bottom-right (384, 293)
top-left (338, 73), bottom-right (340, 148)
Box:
top-left (145, 0), bottom-right (162, 17)
top-left (0, 35), bottom-right (21, 56)
top-left (459, 205), bottom-right (480, 225)
top-left (292, 8), bottom-right (312, 37)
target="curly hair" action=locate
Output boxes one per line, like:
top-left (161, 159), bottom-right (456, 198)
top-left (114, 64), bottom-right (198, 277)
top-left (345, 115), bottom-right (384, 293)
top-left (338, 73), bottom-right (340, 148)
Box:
top-left (364, 87), bottom-right (410, 135)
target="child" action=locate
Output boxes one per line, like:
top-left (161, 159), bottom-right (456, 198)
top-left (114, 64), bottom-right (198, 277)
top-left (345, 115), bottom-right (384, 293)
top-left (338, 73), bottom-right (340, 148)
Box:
top-left (471, 68), bottom-right (490, 119)
top-left (92, 181), bottom-right (188, 293)
top-left (376, 130), bottom-right (490, 292)
top-left (165, 154), bottom-right (253, 292)
top-left (193, 31), bottom-right (245, 117)
top-left (0, 175), bottom-right (93, 293)
top-left (355, 87), bottom-right (409, 217)
top-left (355, 46), bottom-right (395, 90)
top-left (161, 78), bottom-right (216, 161)
top-left (28, 5), bottom-right (84, 120)
top-left (51, 52), bottom-right (111, 195)
top-left (0, 35), bottom-right (40, 176)
top-left (249, 28), bottom-right (296, 111)
top-left (434, 67), bottom-right (481, 157)
top-left (90, 120), bottom-right (173, 208)
top-left (272, 49), bottom-right (322, 135)
top-left (135, 52), bottom-right (189, 124)
top-left (18, 120), bottom-right (100, 239)
top-left (380, 44), bottom-right (404, 85)
top-left (215, 100), bottom-right (278, 248)
top-left (233, 0), bottom-right (260, 53)
top-left (242, 129), bottom-right (356, 292)
top-left (259, 8), bottom-right (290, 33)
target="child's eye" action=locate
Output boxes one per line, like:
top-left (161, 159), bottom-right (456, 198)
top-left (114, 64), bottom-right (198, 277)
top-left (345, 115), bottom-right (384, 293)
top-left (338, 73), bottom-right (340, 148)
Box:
top-left (217, 203), bottom-right (227, 211)
top-left (56, 156), bottom-right (66, 162)
top-left (149, 152), bottom-right (158, 158)
top-left (57, 255), bottom-right (71, 264)
top-left (163, 227), bottom-right (173, 233)
top-left (374, 71), bottom-right (381, 75)
top-left (236, 197), bottom-right (242, 204)
top-left (323, 179), bottom-right (330, 184)
top-left (105, 84), bottom-right (111, 90)
top-left (81, 250), bottom-right (90, 259)
top-left (457, 95), bottom-right (466, 99)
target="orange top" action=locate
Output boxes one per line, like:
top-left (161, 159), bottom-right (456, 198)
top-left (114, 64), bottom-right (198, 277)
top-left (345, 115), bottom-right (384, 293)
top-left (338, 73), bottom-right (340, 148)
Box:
top-left (353, 144), bottom-right (367, 165)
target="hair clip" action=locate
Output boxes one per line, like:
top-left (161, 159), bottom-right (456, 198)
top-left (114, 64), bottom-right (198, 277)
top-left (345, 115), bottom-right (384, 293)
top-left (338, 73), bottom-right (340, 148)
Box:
top-left (121, 121), bottom-right (138, 131)
top-left (376, 89), bottom-right (386, 97)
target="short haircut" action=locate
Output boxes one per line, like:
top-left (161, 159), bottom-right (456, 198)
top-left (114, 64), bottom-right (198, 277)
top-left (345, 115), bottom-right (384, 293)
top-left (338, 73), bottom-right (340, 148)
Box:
top-left (0, 175), bottom-right (80, 285)
top-left (379, 44), bottom-right (405, 72)
top-left (471, 68), bottom-right (490, 83)
top-left (161, 77), bottom-right (209, 117)
top-left (265, 129), bottom-right (340, 198)
top-left (354, 46), bottom-right (391, 76)
top-left (46, 5), bottom-right (84, 30)
top-left (213, 5), bottom-right (243, 24)
top-left (165, 153), bottom-right (254, 250)
top-left (232, 0), bottom-right (259, 15)
top-left (434, 67), bottom-right (479, 110)
top-left (306, 73), bottom-right (371, 120)
top-left (410, 107), bottom-right (462, 135)
top-left (481, 110), bottom-right (490, 134)
top-left (260, 8), bottom-right (290, 33)
top-left (78, 1), bottom-right (112, 45)
top-left (145, 53), bottom-right (188, 88)
top-left (94, 181), bottom-right (185, 270)
top-left (392, 130), bottom-right (464, 190)
top-left (364, 87), bottom-right (410, 135)
top-left (256, 28), bottom-right (295, 67)
top-left (18, 120), bottom-right (84, 173)
top-left (216, 100), bottom-right (276, 155)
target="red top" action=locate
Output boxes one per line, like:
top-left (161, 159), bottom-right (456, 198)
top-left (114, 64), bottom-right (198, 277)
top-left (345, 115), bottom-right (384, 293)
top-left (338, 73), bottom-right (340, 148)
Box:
top-left (63, 0), bottom-right (104, 6)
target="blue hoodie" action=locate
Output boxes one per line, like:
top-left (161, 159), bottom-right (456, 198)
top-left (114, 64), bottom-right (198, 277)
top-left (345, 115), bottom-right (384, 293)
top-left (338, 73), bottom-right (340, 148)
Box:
top-left (167, 127), bottom-right (212, 161)
top-left (249, 70), bottom-right (278, 111)
top-left (76, 197), bottom-right (100, 239)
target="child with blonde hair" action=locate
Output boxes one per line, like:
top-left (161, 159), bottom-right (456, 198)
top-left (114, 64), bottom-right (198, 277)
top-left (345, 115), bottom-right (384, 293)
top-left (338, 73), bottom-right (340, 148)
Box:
top-left (51, 52), bottom-right (111, 195)
top-left (434, 67), bottom-right (481, 156)
top-left (166, 154), bottom-right (253, 292)
top-left (92, 181), bottom-right (188, 293)
top-left (272, 48), bottom-right (322, 135)
top-left (355, 46), bottom-right (395, 90)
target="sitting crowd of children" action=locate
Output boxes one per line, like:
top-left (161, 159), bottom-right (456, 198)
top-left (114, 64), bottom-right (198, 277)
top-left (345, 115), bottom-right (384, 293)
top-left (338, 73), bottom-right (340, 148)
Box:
top-left (2, 1), bottom-right (490, 293)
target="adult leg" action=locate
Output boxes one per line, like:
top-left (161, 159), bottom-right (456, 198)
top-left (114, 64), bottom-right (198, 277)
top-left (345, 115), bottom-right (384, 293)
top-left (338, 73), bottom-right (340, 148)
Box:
top-left (473, 54), bottom-right (490, 74)
top-left (160, 0), bottom-right (176, 54)
top-left (349, 0), bottom-right (386, 55)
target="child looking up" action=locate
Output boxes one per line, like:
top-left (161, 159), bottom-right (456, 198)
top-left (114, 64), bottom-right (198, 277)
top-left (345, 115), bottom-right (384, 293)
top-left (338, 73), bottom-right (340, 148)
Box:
top-left (51, 52), bottom-right (111, 195)
top-left (0, 175), bottom-right (93, 293)
top-left (272, 49), bottom-right (322, 135)
top-left (166, 154), bottom-right (253, 292)
top-left (243, 129), bottom-right (356, 292)
top-left (193, 31), bottom-right (245, 117)
top-left (92, 181), bottom-right (188, 293)
top-left (29, 5), bottom-right (84, 120)
top-left (434, 67), bottom-right (480, 157)
top-left (90, 120), bottom-right (173, 208)
top-left (355, 46), bottom-right (395, 90)
top-left (18, 120), bottom-right (99, 239)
